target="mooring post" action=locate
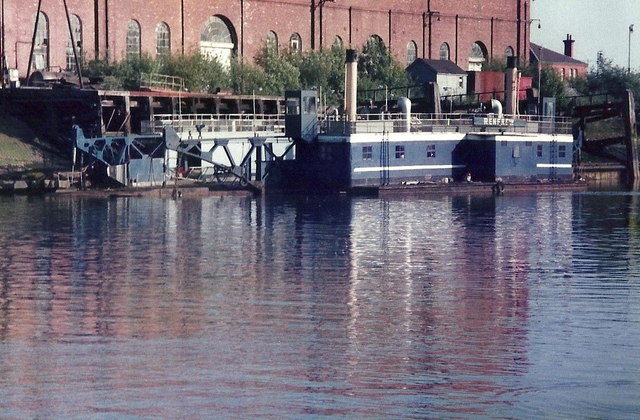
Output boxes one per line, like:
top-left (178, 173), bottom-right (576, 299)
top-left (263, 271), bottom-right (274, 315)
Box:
top-left (623, 90), bottom-right (640, 186)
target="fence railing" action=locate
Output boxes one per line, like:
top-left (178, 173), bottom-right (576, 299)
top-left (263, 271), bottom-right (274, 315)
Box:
top-left (140, 73), bottom-right (185, 92)
top-left (143, 113), bottom-right (286, 135)
top-left (321, 113), bottom-right (573, 135)
top-left (142, 112), bottom-right (572, 137)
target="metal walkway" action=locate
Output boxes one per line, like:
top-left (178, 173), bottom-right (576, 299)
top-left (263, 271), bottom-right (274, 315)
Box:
top-left (73, 118), bottom-right (294, 191)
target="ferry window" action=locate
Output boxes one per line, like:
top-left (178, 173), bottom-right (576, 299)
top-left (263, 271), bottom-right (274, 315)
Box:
top-left (304, 96), bottom-right (316, 114)
top-left (512, 145), bottom-right (521, 158)
top-left (558, 145), bottom-right (566, 158)
top-left (362, 146), bottom-right (373, 160)
top-left (537, 144), bottom-right (543, 157)
top-left (320, 145), bottom-right (334, 161)
top-left (427, 144), bottom-right (436, 158)
top-left (525, 141), bottom-right (532, 146)
top-left (395, 145), bottom-right (405, 159)
top-left (286, 98), bottom-right (300, 115)
top-left (501, 140), bottom-right (507, 147)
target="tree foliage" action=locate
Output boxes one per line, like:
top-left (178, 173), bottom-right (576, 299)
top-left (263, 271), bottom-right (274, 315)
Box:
top-left (357, 36), bottom-right (410, 92)
top-left (82, 38), bottom-right (410, 108)
top-left (574, 56), bottom-right (640, 110)
top-left (84, 54), bottom-right (158, 90)
top-left (160, 52), bottom-right (229, 93)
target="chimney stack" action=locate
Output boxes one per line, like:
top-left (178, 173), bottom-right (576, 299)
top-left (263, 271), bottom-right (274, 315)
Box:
top-left (563, 34), bottom-right (575, 58)
top-left (344, 49), bottom-right (358, 122)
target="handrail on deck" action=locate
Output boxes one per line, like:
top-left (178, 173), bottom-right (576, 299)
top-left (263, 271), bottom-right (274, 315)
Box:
top-left (320, 112), bottom-right (572, 135)
top-left (145, 111), bottom-right (572, 136)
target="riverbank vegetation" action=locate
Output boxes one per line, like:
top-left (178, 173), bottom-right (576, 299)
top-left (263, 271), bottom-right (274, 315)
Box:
top-left (83, 37), bottom-right (409, 106)
top-left (82, 45), bottom-right (640, 113)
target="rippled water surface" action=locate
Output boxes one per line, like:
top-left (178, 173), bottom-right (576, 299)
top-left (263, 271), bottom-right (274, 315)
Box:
top-left (1, 192), bottom-right (639, 418)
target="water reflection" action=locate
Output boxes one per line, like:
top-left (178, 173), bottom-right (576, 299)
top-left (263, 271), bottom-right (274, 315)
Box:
top-left (0, 192), bottom-right (638, 417)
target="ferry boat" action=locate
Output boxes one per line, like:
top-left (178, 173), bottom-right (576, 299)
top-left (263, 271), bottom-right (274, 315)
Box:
top-left (71, 49), bottom-right (582, 194)
top-left (279, 51), bottom-right (579, 194)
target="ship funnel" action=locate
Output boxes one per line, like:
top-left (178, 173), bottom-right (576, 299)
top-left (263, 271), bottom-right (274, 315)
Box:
top-left (504, 57), bottom-right (519, 116)
top-left (490, 99), bottom-right (503, 117)
top-left (397, 97), bottom-right (412, 132)
top-left (344, 49), bottom-right (358, 122)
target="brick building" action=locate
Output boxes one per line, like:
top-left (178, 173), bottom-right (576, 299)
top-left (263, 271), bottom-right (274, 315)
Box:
top-left (1, 0), bottom-right (534, 80)
top-left (530, 35), bottom-right (589, 80)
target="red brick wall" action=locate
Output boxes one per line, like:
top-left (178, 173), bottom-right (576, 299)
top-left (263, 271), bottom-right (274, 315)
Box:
top-left (549, 63), bottom-right (589, 80)
top-left (2, 0), bottom-right (532, 79)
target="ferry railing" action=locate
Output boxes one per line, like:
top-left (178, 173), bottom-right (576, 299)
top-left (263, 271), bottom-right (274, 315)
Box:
top-left (320, 113), bottom-right (573, 136)
top-left (143, 113), bottom-right (286, 135)
top-left (141, 111), bottom-right (572, 137)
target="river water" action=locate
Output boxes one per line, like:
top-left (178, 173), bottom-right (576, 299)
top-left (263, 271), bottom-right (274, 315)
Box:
top-left (0, 191), bottom-right (639, 418)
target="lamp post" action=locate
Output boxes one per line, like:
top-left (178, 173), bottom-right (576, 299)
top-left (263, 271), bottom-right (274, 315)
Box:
top-left (538, 45), bottom-right (542, 116)
top-left (528, 18), bottom-right (542, 115)
top-left (629, 24), bottom-right (634, 73)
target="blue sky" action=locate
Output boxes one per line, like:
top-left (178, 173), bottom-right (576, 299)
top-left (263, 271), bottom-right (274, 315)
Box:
top-left (531, 0), bottom-right (640, 70)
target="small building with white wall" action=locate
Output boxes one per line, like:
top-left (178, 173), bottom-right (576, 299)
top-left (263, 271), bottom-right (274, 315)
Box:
top-left (406, 59), bottom-right (468, 97)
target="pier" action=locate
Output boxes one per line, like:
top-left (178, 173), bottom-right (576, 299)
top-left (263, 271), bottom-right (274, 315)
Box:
top-left (575, 89), bottom-right (640, 186)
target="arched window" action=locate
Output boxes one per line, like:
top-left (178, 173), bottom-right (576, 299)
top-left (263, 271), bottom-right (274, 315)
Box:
top-left (366, 35), bottom-right (385, 50)
top-left (406, 41), bottom-right (417, 65)
top-left (266, 31), bottom-right (278, 52)
top-left (332, 36), bottom-right (343, 50)
top-left (66, 14), bottom-right (82, 71)
top-left (439, 42), bottom-right (450, 61)
top-left (126, 20), bottom-right (141, 60)
top-left (289, 33), bottom-right (302, 52)
top-left (505, 46), bottom-right (514, 58)
top-left (156, 22), bottom-right (171, 58)
top-left (468, 41), bottom-right (488, 71)
top-left (200, 15), bottom-right (236, 68)
top-left (33, 12), bottom-right (49, 71)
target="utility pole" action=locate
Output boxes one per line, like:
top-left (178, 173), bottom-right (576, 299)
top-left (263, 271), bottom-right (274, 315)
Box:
top-left (538, 45), bottom-right (542, 115)
top-left (629, 24), bottom-right (635, 73)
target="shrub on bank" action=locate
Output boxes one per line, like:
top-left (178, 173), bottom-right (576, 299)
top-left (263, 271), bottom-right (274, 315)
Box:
top-left (81, 40), bottom-right (409, 107)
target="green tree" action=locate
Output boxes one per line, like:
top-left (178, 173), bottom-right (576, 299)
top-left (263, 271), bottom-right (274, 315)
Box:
top-left (228, 59), bottom-right (270, 95)
top-left (160, 52), bottom-right (228, 93)
top-left (82, 39), bottom-right (411, 107)
top-left (481, 58), bottom-right (508, 72)
top-left (581, 56), bottom-right (640, 110)
top-left (285, 45), bottom-right (345, 105)
top-left (254, 46), bottom-right (301, 95)
top-left (84, 54), bottom-right (157, 90)
top-left (357, 36), bottom-right (409, 91)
